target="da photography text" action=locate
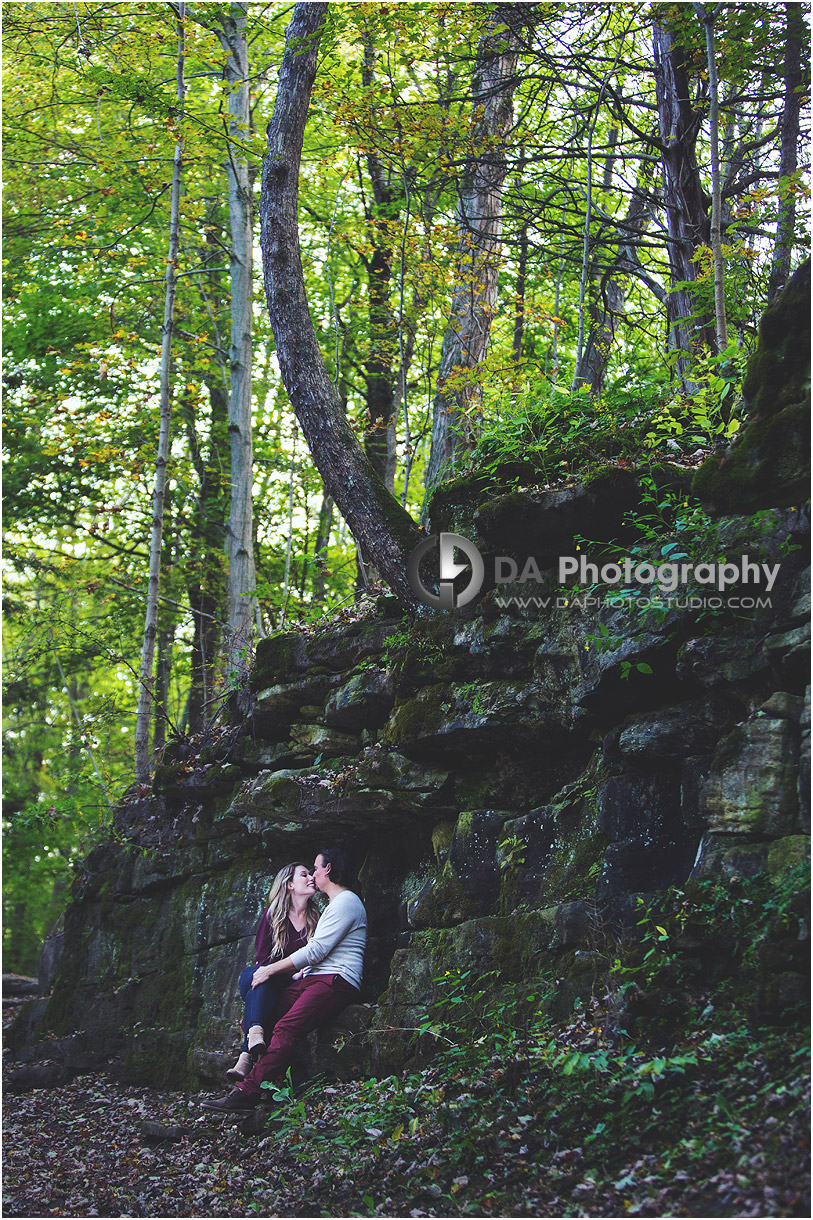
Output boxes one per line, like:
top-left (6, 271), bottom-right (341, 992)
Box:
top-left (408, 532), bottom-right (780, 612)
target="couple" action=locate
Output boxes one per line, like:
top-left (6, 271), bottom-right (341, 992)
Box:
top-left (202, 845), bottom-right (366, 1114)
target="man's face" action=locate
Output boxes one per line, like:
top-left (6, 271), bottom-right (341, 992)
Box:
top-left (312, 854), bottom-right (331, 892)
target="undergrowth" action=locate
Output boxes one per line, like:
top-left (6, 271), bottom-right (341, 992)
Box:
top-left (255, 865), bottom-right (809, 1217)
top-left (467, 342), bottom-right (747, 490)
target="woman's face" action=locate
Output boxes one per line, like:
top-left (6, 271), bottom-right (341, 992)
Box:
top-left (288, 864), bottom-right (316, 898)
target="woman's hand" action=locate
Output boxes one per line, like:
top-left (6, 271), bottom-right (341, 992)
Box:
top-left (251, 964), bottom-right (275, 988)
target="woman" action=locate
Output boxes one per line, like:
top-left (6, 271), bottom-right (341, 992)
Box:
top-left (225, 862), bottom-right (319, 1083)
top-left (204, 845), bottom-right (366, 1112)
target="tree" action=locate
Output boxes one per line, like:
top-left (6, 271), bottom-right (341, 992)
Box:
top-left (694, 2), bottom-right (728, 352)
top-left (767, 1), bottom-right (806, 301)
top-left (359, 29), bottom-right (399, 495)
top-left (652, 15), bottom-right (715, 382)
top-left (259, 2), bottom-right (421, 610)
top-left (423, 5), bottom-right (522, 495)
top-left (572, 168), bottom-right (658, 395)
top-left (134, 2), bottom-right (186, 784)
top-left (213, 2), bottom-right (261, 672)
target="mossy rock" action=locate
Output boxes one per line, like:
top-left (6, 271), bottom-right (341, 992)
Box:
top-left (742, 259), bottom-right (811, 419)
top-left (694, 260), bottom-right (811, 515)
top-left (252, 672), bottom-right (344, 730)
top-left (500, 781), bottom-right (610, 911)
top-left (473, 469), bottom-right (640, 561)
top-left (425, 468), bottom-right (504, 539)
top-left (702, 716), bottom-right (802, 836)
top-left (251, 632), bottom-right (308, 690)
top-left (306, 618), bottom-right (405, 673)
top-left (324, 668), bottom-right (395, 732)
top-left (408, 809), bottom-right (507, 928)
top-left (693, 399), bottom-right (810, 514)
top-left (766, 834), bottom-right (810, 877)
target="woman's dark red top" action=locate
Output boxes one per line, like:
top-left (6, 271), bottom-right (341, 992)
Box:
top-left (254, 911), bottom-right (309, 966)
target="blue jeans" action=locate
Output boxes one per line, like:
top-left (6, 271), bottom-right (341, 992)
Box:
top-left (238, 966), bottom-right (287, 1052)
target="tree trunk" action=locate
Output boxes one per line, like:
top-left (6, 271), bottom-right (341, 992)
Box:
top-left (694, 3), bottom-right (728, 351)
top-left (767, 1), bottom-right (805, 301)
top-left (259, 2), bottom-right (420, 611)
top-left (652, 18), bottom-right (715, 383)
top-left (573, 171), bottom-right (655, 394)
top-left (217, 2), bottom-right (259, 672)
top-left (311, 491), bottom-right (333, 608)
top-left (134, 5), bottom-right (185, 784)
top-left (152, 620), bottom-right (175, 759)
top-left (363, 240), bottom-right (397, 492)
top-left (184, 388), bottom-right (227, 731)
top-left (423, 7), bottom-right (521, 496)
top-left (361, 34), bottom-right (399, 494)
top-left (512, 221), bottom-right (528, 367)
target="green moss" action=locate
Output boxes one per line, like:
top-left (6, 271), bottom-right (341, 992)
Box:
top-left (431, 819), bottom-right (456, 863)
top-left (408, 864), bottom-right (475, 928)
top-left (382, 685), bottom-right (446, 749)
top-left (693, 398), bottom-right (810, 514)
top-left (251, 632), bottom-right (304, 690)
top-left (767, 835), bottom-right (810, 878)
top-left (580, 465), bottom-right (633, 494)
top-left (424, 469), bottom-right (499, 523)
top-left (368, 473), bottom-right (422, 557)
top-left (742, 265), bottom-right (811, 418)
top-left (475, 487), bottom-right (533, 535)
top-left (152, 762), bottom-right (186, 792)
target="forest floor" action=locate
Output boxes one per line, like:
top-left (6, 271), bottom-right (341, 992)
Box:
top-left (3, 999), bottom-right (809, 1220)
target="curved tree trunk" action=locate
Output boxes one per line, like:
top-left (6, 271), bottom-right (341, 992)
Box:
top-left (259, 2), bottom-right (420, 611)
top-left (423, 7), bottom-right (521, 497)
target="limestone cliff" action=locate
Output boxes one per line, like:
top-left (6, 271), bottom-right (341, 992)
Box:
top-left (9, 273), bottom-right (811, 1091)
top-left (10, 491), bottom-right (809, 1091)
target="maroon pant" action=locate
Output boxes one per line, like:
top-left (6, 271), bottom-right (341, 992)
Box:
top-left (236, 973), bottom-right (358, 1098)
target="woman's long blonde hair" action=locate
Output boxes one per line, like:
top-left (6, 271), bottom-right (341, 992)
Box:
top-left (265, 862), bottom-right (319, 960)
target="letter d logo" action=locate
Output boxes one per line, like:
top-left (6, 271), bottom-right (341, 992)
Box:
top-left (408, 533), bottom-right (484, 610)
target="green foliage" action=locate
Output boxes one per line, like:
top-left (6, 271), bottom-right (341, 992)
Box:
top-left (468, 337), bottom-right (752, 489)
top-left (454, 682), bottom-right (488, 716)
top-left (249, 867), bottom-right (808, 1216)
top-left (613, 863), bottom-right (811, 1007)
top-left (2, 0), bottom-right (808, 1009)
top-left (261, 1069), bottom-right (307, 1125)
top-left (497, 833), bottom-right (527, 872)
top-left (380, 621), bottom-right (443, 674)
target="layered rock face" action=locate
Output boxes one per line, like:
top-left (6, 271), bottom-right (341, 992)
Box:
top-left (10, 276), bottom-right (809, 1090)
top-left (12, 494), bottom-right (809, 1090)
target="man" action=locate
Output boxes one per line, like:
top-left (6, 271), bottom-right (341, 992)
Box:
top-left (202, 846), bottom-right (367, 1113)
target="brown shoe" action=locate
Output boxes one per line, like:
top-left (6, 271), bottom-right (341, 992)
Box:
top-left (201, 1088), bottom-right (258, 1114)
